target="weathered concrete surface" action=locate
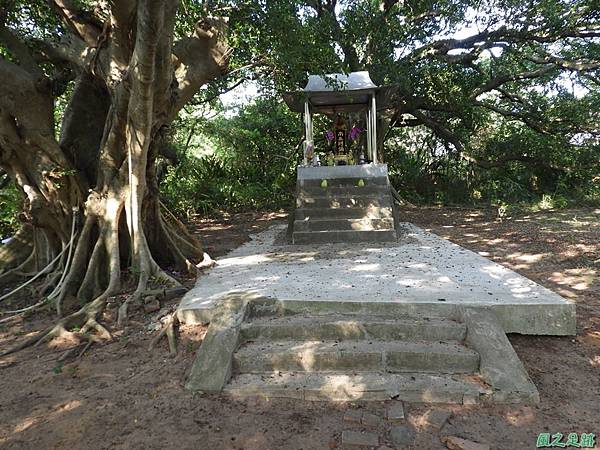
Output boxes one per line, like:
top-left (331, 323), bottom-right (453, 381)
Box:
top-left (421, 409), bottom-right (452, 431)
top-left (390, 424), bottom-right (416, 448)
top-left (185, 295), bottom-right (250, 392)
top-left (293, 164), bottom-right (398, 244)
top-left (344, 409), bottom-right (363, 424)
top-left (297, 194), bottom-right (392, 209)
top-left (442, 436), bottom-right (491, 450)
top-left (177, 222), bottom-right (575, 335)
top-left (292, 229), bottom-right (397, 244)
top-left (341, 430), bottom-right (379, 448)
top-left (361, 412), bottom-right (383, 428)
top-left (223, 372), bottom-right (491, 403)
top-left (240, 315), bottom-right (466, 342)
top-left (297, 164), bottom-right (389, 181)
top-left (295, 206), bottom-right (393, 220)
top-left (233, 340), bottom-right (479, 374)
top-left (386, 402), bottom-right (405, 422)
top-left (460, 307), bottom-right (540, 404)
top-left (293, 217), bottom-right (394, 232)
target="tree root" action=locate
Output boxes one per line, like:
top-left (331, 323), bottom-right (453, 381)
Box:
top-left (0, 297), bottom-right (52, 324)
top-left (0, 296), bottom-right (110, 357)
top-left (196, 252), bottom-right (216, 270)
top-left (117, 284), bottom-right (187, 327)
top-left (58, 340), bottom-right (94, 363)
top-left (149, 312), bottom-right (178, 356)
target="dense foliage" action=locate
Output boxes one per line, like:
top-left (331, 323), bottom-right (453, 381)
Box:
top-left (160, 96), bottom-right (301, 217)
top-left (158, 0), bottom-right (599, 215)
top-left (0, 173), bottom-right (20, 238)
top-left (2, 0), bottom-right (599, 233)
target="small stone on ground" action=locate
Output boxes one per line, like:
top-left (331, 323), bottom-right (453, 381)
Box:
top-left (342, 430), bottom-right (379, 448)
top-left (143, 297), bottom-right (161, 313)
top-left (390, 424), bottom-right (415, 448)
top-left (442, 435), bottom-right (490, 450)
top-left (344, 409), bottom-right (363, 424)
top-left (361, 412), bottom-right (383, 428)
top-left (424, 408), bottom-right (452, 430)
top-left (386, 401), bottom-right (405, 422)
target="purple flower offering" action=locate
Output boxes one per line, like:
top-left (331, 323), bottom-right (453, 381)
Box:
top-left (325, 130), bottom-right (334, 142)
top-left (349, 126), bottom-right (362, 141)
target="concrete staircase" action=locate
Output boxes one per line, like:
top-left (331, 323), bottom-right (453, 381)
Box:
top-left (224, 313), bottom-right (488, 403)
top-left (291, 165), bottom-right (399, 244)
top-left (186, 298), bottom-right (540, 404)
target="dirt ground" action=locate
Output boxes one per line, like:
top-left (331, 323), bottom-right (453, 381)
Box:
top-left (1, 207), bottom-right (598, 450)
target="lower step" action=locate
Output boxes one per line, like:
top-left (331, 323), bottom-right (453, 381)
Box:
top-left (224, 372), bottom-right (491, 403)
top-left (233, 340), bottom-right (479, 374)
top-left (294, 218), bottom-right (394, 232)
top-left (292, 229), bottom-right (397, 244)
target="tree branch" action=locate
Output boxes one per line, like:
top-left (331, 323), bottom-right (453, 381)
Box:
top-left (471, 65), bottom-right (556, 99)
top-left (473, 100), bottom-right (549, 134)
top-left (30, 35), bottom-right (90, 69)
top-left (48, 0), bottom-right (103, 47)
top-left (410, 110), bottom-right (465, 152)
top-left (526, 53), bottom-right (600, 72)
top-left (0, 24), bottom-right (44, 79)
top-left (172, 17), bottom-right (230, 115)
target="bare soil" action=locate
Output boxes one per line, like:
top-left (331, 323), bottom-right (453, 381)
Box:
top-left (1, 208), bottom-right (598, 450)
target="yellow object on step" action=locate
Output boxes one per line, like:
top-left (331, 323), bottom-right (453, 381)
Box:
top-left (321, 179), bottom-right (328, 188)
top-left (357, 179), bottom-right (365, 187)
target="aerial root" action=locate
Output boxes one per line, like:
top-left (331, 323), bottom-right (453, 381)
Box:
top-left (35, 266), bottom-right (64, 297)
top-left (149, 312), bottom-right (178, 356)
top-left (0, 250), bottom-right (35, 285)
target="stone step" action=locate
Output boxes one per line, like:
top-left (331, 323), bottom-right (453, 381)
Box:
top-left (296, 195), bottom-right (392, 209)
top-left (299, 185), bottom-right (390, 197)
top-left (295, 206), bottom-right (393, 220)
top-left (240, 315), bottom-right (467, 342)
top-left (292, 229), bottom-right (397, 244)
top-left (300, 177), bottom-right (389, 188)
top-left (224, 372), bottom-right (491, 403)
top-left (293, 218), bottom-right (394, 232)
top-left (233, 340), bottom-right (479, 374)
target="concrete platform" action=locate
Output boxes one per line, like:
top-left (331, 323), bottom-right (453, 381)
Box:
top-left (177, 223), bottom-right (575, 335)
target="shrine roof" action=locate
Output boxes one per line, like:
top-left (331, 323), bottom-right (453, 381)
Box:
top-left (283, 71), bottom-right (398, 114)
top-left (304, 71), bottom-right (377, 92)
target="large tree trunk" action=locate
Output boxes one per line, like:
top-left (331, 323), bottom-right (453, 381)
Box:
top-left (0, 0), bottom-right (228, 345)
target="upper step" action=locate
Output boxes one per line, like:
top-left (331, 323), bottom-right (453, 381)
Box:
top-left (233, 340), bottom-right (479, 374)
top-left (295, 206), bottom-right (393, 220)
top-left (240, 315), bottom-right (467, 342)
top-left (300, 177), bottom-right (388, 188)
top-left (299, 185), bottom-right (390, 197)
top-left (297, 195), bottom-right (392, 209)
top-left (224, 371), bottom-right (490, 403)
